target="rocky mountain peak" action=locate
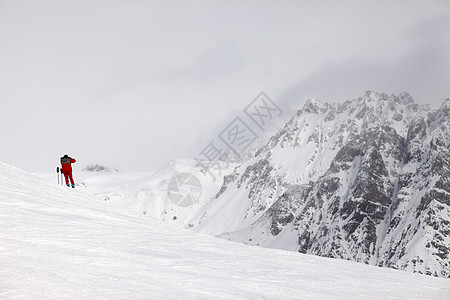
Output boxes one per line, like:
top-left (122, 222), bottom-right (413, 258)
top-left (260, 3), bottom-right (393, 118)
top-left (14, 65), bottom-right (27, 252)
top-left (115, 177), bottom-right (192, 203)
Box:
top-left (397, 91), bottom-right (415, 105)
top-left (301, 98), bottom-right (330, 114)
top-left (439, 98), bottom-right (450, 114)
top-left (82, 164), bottom-right (119, 172)
top-left (194, 91), bottom-right (450, 278)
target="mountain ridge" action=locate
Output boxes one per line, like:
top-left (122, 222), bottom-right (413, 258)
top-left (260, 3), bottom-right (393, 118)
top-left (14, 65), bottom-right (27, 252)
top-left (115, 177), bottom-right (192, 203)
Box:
top-left (82, 164), bottom-right (119, 172)
top-left (193, 91), bottom-right (450, 277)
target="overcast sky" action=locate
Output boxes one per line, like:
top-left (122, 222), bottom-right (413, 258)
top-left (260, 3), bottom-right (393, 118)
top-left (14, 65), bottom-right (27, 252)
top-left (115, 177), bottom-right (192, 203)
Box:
top-left (1, 0), bottom-right (449, 172)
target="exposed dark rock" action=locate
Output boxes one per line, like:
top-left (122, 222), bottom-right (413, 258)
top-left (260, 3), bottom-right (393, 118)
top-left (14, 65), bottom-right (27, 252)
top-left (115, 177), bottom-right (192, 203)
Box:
top-left (201, 91), bottom-right (450, 278)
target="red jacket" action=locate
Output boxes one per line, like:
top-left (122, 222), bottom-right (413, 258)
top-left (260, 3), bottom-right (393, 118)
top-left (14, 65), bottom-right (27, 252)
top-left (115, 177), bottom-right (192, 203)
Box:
top-left (60, 156), bottom-right (76, 172)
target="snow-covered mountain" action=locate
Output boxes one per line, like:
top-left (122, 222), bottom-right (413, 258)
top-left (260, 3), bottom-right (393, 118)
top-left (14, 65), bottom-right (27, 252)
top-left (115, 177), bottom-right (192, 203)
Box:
top-left (75, 159), bottom-right (237, 228)
top-left (82, 164), bottom-right (119, 172)
top-left (192, 91), bottom-right (450, 277)
top-left (6, 162), bottom-right (450, 298)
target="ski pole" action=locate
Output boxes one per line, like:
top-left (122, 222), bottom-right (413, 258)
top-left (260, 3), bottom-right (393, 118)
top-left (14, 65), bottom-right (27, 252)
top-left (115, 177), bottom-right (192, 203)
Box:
top-left (57, 167), bottom-right (60, 184)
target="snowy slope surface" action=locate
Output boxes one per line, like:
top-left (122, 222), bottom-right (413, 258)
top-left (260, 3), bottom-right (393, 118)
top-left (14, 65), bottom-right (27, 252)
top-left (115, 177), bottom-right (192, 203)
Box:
top-left (2, 162), bottom-right (450, 299)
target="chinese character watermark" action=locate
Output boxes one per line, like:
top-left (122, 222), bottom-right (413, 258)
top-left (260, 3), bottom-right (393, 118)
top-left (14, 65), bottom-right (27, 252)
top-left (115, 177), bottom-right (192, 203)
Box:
top-left (245, 92), bottom-right (283, 130)
top-left (193, 92), bottom-right (282, 182)
top-left (219, 117), bottom-right (258, 154)
top-left (167, 92), bottom-right (283, 204)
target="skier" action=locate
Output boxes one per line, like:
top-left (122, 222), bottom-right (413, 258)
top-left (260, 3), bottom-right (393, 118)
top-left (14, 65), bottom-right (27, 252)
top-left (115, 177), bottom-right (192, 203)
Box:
top-left (60, 154), bottom-right (76, 188)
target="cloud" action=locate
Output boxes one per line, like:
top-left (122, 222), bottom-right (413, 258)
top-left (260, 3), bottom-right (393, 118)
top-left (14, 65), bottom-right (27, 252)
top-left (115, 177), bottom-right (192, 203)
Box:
top-left (279, 14), bottom-right (450, 108)
top-left (1, 1), bottom-right (450, 172)
top-left (396, 14), bottom-right (450, 102)
top-left (175, 42), bottom-right (246, 82)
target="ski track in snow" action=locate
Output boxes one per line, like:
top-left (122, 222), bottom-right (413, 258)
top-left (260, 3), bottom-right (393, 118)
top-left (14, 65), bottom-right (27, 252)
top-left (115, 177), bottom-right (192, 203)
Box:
top-left (1, 162), bottom-right (450, 299)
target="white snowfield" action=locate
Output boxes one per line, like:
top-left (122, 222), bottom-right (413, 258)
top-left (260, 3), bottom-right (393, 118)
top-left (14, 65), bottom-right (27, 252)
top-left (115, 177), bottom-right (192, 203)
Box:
top-left (1, 162), bottom-right (449, 299)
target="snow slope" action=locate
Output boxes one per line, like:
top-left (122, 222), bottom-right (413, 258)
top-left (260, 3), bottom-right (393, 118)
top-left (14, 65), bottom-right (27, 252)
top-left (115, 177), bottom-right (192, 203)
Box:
top-left (2, 162), bottom-right (450, 299)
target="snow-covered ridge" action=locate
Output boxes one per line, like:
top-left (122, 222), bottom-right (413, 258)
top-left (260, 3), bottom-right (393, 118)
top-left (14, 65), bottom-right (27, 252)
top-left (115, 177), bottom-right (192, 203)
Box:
top-left (192, 91), bottom-right (450, 277)
top-left (82, 163), bottom-right (119, 172)
top-left (5, 161), bottom-right (450, 298)
top-left (73, 159), bottom-right (237, 228)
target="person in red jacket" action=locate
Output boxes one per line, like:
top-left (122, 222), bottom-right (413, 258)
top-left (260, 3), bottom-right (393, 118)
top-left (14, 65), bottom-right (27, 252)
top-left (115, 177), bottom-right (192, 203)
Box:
top-left (60, 154), bottom-right (76, 188)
